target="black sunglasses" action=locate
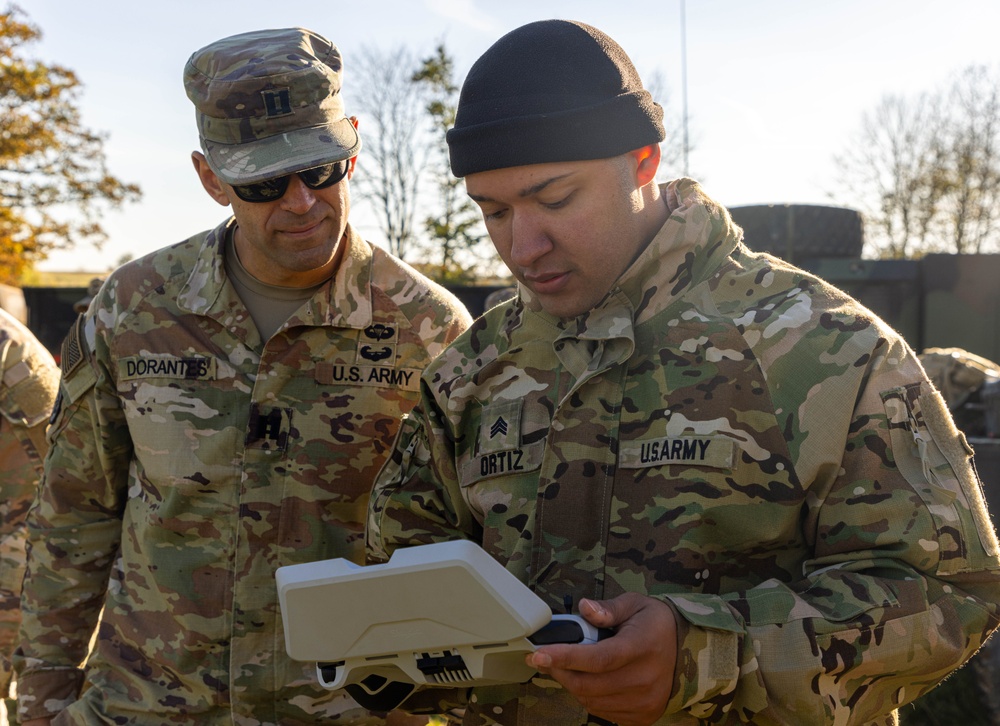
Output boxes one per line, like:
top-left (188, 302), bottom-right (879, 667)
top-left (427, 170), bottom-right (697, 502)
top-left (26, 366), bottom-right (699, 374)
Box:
top-left (231, 159), bottom-right (350, 203)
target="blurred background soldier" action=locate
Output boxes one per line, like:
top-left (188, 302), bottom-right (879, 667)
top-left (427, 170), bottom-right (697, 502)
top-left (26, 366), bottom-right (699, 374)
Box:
top-left (0, 308), bottom-right (59, 725)
top-left (71, 278), bottom-right (104, 315)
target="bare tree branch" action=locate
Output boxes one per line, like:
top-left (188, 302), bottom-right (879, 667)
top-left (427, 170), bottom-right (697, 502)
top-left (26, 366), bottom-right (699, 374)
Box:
top-left (347, 44), bottom-right (430, 261)
top-left (831, 64), bottom-right (1000, 257)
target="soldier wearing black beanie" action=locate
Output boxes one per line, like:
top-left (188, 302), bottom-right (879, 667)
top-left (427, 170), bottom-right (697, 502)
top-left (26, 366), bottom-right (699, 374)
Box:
top-left (447, 19), bottom-right (666, 177)
top-left (367, 16), bottom-right (1000, 726)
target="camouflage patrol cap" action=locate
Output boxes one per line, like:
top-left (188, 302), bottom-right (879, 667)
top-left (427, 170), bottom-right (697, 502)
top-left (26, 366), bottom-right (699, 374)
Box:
top-left (184, 27), bottom-right (362, 185)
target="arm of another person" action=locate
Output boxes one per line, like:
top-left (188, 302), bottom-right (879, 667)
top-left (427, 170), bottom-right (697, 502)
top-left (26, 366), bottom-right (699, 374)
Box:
top-left (0, 422), bottom-right (45, 690)
top-left (14, 316), bottom-right (132, 723)
top-left (367, 406), bottom-right (482, 561)
top-left (530, 337), bottom-right (1000, 725)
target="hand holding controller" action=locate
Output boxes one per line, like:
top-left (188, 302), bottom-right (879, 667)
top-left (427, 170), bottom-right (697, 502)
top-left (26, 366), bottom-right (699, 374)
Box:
top-left (528, 614), bottom-right (613, 646)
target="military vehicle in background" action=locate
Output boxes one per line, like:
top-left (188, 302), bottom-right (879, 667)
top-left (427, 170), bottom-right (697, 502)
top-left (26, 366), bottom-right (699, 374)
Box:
top-left (0, 283), bottom-right (28, 324)
top-left (18, 284), bottom-right (99, 365)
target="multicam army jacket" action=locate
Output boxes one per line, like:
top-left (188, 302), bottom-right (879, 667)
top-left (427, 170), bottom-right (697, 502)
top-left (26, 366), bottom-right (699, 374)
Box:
top-left (15, 220), bottom-right (471, 725)
top-left (0, 308), bottom-right (59, 696)
top-left (368, 179), bottom-right (1000, 725)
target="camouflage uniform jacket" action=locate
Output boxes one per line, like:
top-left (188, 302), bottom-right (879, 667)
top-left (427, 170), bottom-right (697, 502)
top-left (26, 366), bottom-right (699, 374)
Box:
top-left (0, 308), bottom-right (59, 696)
top-left (15, 219), bottom-right (472, 725)
top-left (368, 179), bottom-right (1000, 725)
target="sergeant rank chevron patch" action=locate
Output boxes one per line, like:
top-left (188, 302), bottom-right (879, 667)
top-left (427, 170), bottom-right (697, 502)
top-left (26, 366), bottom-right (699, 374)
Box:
top-left (490, 416), bottom-right (509, 438)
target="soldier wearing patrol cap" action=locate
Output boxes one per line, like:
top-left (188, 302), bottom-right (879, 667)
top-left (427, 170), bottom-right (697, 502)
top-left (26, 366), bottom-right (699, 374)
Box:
top-left (71, 278), bottom-right (104, 315)
top-left (15, 27), bottom-right (471, 726)
top-left (0, 308), bottom-right (59, 725)
top-left (367, 19), bottom-right (1000, 726)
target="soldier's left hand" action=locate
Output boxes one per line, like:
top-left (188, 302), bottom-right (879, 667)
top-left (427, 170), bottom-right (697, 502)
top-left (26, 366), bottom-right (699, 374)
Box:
top-left (526, 592), bottom-right (677, 726)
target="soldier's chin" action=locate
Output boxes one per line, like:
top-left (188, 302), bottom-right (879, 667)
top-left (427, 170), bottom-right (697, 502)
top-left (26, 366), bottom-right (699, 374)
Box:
top-left (536, 296), bottom-right (591, 320)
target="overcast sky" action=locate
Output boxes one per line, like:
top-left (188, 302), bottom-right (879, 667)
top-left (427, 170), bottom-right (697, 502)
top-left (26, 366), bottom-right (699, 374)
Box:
top-left (25, 0), bottom-right (1000, 271)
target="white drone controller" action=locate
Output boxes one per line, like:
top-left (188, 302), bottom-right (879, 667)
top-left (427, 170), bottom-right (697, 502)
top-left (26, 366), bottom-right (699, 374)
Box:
top-left (276, 540), bottom-right (609, 711)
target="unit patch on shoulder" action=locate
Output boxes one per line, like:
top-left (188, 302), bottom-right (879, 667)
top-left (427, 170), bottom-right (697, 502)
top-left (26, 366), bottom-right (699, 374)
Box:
top-left (61, 315), bottom-right (87, 378)
top-left (619, 435), bottom-right (736, 470)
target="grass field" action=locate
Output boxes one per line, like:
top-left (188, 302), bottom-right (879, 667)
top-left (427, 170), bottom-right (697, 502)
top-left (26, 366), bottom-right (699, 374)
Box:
top-left (21, 270), bottom-right (109, 287)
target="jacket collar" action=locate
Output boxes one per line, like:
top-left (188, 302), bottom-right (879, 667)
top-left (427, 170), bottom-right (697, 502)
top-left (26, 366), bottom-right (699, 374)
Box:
top-left (615, 178), bottom-right (741, 325)
top-left (176, 218), bottom-right (375, 331)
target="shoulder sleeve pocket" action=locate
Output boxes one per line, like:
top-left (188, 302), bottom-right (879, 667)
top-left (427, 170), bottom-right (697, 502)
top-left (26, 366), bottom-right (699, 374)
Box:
top-left (881, 382), bottom-right (1000, 573)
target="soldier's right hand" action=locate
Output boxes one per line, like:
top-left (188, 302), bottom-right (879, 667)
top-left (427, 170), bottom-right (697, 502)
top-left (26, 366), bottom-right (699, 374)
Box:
top-left (526, 593), bottom-right (678, 726)
top-left (22, 718), bottom-right (54, 726)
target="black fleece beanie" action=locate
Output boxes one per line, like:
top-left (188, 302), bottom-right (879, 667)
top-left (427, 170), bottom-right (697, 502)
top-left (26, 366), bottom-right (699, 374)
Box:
top-left (447, 19), bottom-right (666, 177)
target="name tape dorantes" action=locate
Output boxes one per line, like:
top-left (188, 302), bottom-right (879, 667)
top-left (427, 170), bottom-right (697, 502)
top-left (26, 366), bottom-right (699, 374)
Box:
top-left (119, 356), bottom-right (217, 381)
top-left (619, 435), bottom-right (735, 469)
top-left (315, 362), bottom-right (421, 391)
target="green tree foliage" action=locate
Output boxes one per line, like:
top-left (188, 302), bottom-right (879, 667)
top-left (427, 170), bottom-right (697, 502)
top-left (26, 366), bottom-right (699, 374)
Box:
top-left (0, 5), bottom-right (140, 283)
top-left (411, 43), bottom-right (497, 283)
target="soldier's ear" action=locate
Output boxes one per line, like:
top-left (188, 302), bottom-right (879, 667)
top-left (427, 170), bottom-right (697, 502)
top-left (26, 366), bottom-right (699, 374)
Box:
top-left (628, 143), bottom-right (661, 188)
top-left (191, 151), bottom-right (232, 207)
top-left (347, 116), bottom-right (360, 180)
